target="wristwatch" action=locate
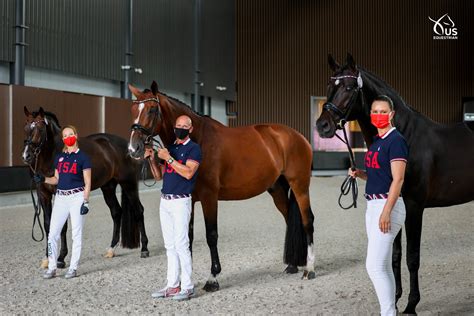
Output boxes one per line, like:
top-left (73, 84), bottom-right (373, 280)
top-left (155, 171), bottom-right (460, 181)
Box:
top-left (167, 157), bottom-right (174, 164)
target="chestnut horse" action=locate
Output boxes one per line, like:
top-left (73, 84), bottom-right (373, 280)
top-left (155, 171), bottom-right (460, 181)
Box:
top-left (22, 107), bottom-right (149, 268)
top-left (127, 82), bottom-right (315, 291)
top-left (316, 54), bottom-right (474, 314)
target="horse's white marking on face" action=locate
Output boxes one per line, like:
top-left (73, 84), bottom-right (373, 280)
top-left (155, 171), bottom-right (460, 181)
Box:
top-left (22, 145), bottom-right (29, 161)
top-left (128, 131), bottom-right (136, 153)
top-left (134, 102), bottom-right (145, 124)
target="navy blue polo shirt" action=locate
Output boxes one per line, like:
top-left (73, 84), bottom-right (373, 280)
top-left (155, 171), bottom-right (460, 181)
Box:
top-left (162, 138), bottom-right (202, 195)
top-left (365, 128), bottom-right (408, 195)
top-left (54, 149), bottom-right (92, 190)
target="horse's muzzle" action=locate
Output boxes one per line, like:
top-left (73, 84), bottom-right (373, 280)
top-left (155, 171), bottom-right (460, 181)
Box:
top-left (316, 118), bottom-right (336, 138)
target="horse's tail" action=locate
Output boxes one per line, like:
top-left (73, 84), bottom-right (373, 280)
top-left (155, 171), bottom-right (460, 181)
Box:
top-left (284, 190), bottom-right (308, 267)
top-left (120, 189), bottom-right (141, 249)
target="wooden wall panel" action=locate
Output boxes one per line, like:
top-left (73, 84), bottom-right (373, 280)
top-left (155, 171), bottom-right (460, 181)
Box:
top-left (0, 84), bottom-right (11, 166)
top-left (105, 97), bottom-right (133, 141)
top-left (11, 86), bottom-right (101, 166)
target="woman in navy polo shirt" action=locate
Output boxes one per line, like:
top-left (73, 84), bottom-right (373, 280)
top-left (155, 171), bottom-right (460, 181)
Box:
top-left (35, 125), bottom-right (92, 279)
top-left (349, 95), bottom-right (408, 316)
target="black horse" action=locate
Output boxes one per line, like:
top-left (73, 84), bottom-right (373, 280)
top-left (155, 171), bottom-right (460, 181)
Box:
top-left (22, 107), bottom-right (149, 268)
top-left (316, 54), bottom-right (474, 314)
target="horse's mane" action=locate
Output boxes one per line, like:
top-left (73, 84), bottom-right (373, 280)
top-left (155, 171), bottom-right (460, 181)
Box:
top-left (32, 109), bottom-right (61, 130)
top-left (158, 91), bottom-right (211, 119)
top-left (358, 67), bottom-right (421, 115)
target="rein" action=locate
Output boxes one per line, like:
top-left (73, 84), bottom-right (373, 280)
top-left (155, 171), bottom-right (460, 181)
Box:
top-left (334, 127), bottom-right (358, 209)
top-left (28, 152), bottom-right (45, 242)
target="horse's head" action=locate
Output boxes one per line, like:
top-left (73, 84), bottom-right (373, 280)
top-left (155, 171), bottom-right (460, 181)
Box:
top-left (22, 106), bottom-right (49, 165)
top-left (316, 53), bottom-right (365, 138)
top-left (128, 81), bottom-right (163, 160)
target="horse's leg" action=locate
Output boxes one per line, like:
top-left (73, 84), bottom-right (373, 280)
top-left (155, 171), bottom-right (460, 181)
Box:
top-left (403, 202), bottom-right (424, 315)
top-left (201, 194), bottom-right (221, 292)
top-left (393, 230), bottom-right (403, 309)
top-left (39, 189), bottom-right (53, 269)
top-left (267, 178), bottom-right (298, 274)
top-left (39, 188), bottom-right (69, 269)
top-left (189, 199), bottom-right (196, 255)
top-left (287, 180), bottom-right (315, 280)
top-left (122, 180), bottom-right (149, 258)
top-left (57, 221), bottom-right (68, 269)
top-left (100, 180), bottom-right (122, 258)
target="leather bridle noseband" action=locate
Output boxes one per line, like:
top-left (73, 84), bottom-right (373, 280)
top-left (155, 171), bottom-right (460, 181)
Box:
top-left (323, 72), bottom-right (364, 130)
top-left (130, 97), bottom-right (163, 146)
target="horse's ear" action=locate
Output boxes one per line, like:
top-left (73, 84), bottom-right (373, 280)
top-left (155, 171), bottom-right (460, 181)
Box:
top-left (328, 54), bottom-right (340, 72)
top-left (39, 107), bottom-right (45, 117)
top-left (128, 84), bottom-right (141, 98)
top-left (151, 81), bottom-right (159, 96)
top-left (24, 106), bottom-right (31, 117)
top-left (346, 53), bottom-right (356, 70)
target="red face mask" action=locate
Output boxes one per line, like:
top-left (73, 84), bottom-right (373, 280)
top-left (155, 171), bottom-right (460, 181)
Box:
top-left (63, 135), bottom-right (77, 147)
top-left (370, 113), bottom-right (391, 129)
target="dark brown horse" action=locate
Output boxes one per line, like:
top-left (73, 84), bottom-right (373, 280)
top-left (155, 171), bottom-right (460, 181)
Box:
top-left (316, 54), bottom-right (474, 314)
top-left (22, 107), bottom-right (149, 268)
top-left (127, 82), bottom-right (315, 291)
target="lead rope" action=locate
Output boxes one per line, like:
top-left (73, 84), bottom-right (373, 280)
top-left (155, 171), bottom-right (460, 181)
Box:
top-left (335, 126), bottom-right (359, 209)
top-left (141, 137), bottom-right (164, 187)
top-left (28, 153), bottom-right (45, 242)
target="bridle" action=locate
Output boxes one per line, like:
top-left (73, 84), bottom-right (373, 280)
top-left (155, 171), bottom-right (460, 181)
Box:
top-left (130, 97), bottom-right (164, 187)
top-left (323, 72), bottom-right (364, 130)
top-left (24, 119), bottom-right (49, 174)
top-left (130, 97), bottom-right (164, 147)
top-left (322, 72), bottom-right (365, 210)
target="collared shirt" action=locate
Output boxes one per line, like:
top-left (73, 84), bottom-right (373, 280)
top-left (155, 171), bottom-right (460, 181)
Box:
top-left (54, 148), bottom-right (92, 190)
top-left (161, 138), bottom-right (202, 195)
top-left (365, 127), bottom-right (408, 195)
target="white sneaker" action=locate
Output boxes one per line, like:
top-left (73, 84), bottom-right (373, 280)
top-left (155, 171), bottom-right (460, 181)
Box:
top-left (64, 269), bottom-right (77, 279)
top-left (43, 269), bottom-right (56, 279)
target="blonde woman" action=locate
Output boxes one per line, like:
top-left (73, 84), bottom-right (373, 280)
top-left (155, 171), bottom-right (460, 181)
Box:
top-left (34, 125), bottom-right (92, 279)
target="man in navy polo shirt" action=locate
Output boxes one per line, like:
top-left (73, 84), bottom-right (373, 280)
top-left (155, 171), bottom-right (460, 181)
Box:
top-left (145, 115), bottom-right (201, 301)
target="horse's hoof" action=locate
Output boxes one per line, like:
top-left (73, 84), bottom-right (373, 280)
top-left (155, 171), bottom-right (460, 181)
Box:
top-left (140, 251), bottom-right (149, 258)
top-left (402, 301), bottom-right (418, 315)
top-left (57, 261), bottom-right (66, 269)
top-left (40, 259), bottom-right (49, 269)
top-left (284, 264), bottom-right (298, 274)
top-left (203, 281), bottom-right (220, 292)
top-left (302, 270), bottom-right (316, 280)
top-left (104, 249), bottom-right (115, 258)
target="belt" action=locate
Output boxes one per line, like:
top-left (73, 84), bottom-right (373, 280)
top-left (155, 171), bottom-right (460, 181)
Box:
top-left (364, 193), bottom-right (388, 200)
top-left (57, 187), bottom-right (85, 196)
top-left (364, 193), bottom-right (402, 201)
top-left (161, 193), bottom-right (191, 200)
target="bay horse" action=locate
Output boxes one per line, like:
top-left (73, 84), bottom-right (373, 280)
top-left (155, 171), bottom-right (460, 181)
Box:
top-left (127, 82), bottom-right (315, 291)
top-left (22, 107), bottom-right (150, 269)
top-left (316, 54), bottom-right (474, 314)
